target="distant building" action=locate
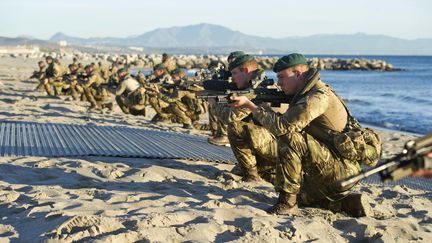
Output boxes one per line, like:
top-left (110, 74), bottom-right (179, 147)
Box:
top-left (129, 46), bottom-right (144, 52)
top-left (0, 45), bottom-right (40, 54)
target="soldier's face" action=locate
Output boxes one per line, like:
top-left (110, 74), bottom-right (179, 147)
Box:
top-left (277, 69), bottom-right (301, 95)
top-left (46, 59), bottom-right (52, 64)
top-left (155, 69), bottom-right (164, 77)
top-left (231, 67), bottom-right (249, 89)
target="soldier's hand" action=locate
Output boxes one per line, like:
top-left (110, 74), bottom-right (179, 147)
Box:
top-left (139, 87), bottom-right (146, 95)
top-left (229, 96), bottom-right (257, 111)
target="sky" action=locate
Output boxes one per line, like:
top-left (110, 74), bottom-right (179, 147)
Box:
top-left (1, 0), bottom-right (431, 40)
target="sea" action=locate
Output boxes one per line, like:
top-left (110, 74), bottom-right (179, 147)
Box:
top-left (135, 55), bottom-right (432, 135)
top-left (288, 55), bottom-right (432, 135)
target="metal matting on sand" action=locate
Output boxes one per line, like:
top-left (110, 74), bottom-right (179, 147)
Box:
top-left (0, 121), bottom-right (236, 163)
top-left (0, 121), bottom-right (430, 191)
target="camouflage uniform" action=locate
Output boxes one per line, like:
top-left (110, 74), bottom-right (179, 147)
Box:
top-left (98, 62), bottom-right (109, 80)
top-left (162, 53), bottom-right (177, 72)
top-left (108, 63), bottom-right (120, 87)
top-left (82, 70), bottom-right (110, 109)
top-left (63, 65), bottom-right (84, 100)
top-left (213, 69), bottom-right (280, 182)
top-left (146, 72), bottom-right (175, 121)
top-left (157, 80), bottom-right (205, 128)
top-left (31, 62), bottom-right (46, 91)
top-left (44, 59), bottom-right (64, 96)
top-left (135, 71), bottom-right (146, 85)
top-left (195, 61), bottom-right (232, 139)
top-left (252, 68), bottom-right (362, 202)
top-left (115, 74), bottom-right (141, 114)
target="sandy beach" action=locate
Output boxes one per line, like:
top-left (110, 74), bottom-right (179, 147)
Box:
top-left (0, 56), bottom-right (431, 242)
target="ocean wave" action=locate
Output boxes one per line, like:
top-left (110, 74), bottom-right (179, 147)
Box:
top-left (379, 93), bottom-right (432, 105)
top-left (342, 99), bottom-right (372, 106)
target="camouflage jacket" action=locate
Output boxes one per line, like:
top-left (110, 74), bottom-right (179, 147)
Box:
top-left (163, 58), bottom-right (177, 72)
top-left (83, 72), bottom-right (105, 89)
top-left (45, 62), bottom-right (63, 80)
top-left (252, 68), bottom-right (348, 144)
top-left (116, 75), bottom-right (140, 96)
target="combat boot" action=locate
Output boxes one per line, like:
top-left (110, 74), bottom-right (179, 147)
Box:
top-left (241, 166), bottom-right (262, 182)
top-left (340, 193), bottom-right (373, 217)
top-left (267, 191), bottom-right (299, 215)
top-left (182, 124), bottom-right (193, 129)
top-left (101, 102), bottom-right (113, 111)
top-left (208, 135), bottom-right (230, 146)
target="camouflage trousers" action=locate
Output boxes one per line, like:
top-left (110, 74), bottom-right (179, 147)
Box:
top-left (116, 95), bottom-right (130, 114)
top-left (119, 90), bottom-right (147, 116)
top-left (148, 95), bottom-right (171, 119)
top-left (276, 131), bottom-right (361, 201)
top-left (42, 79), bottom-right (69, 96)
top-left (69, 82), bottom-right (84, 100)
top-left (227, 122), bottom-right (277, 183)
top-left (208, 106), bottom-right (228, 137)
top-left (165, 102), bottom-right (194, 125)
top-left (84, 86), bottom-right (110, 109)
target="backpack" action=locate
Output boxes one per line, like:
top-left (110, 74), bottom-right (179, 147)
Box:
top-left (331, 90), bottom-right (382, 167)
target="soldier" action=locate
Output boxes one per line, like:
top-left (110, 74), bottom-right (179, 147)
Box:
top-left (30, 61), bottom-right (46, 91)
top-left (146, 64), bottom-right (175, 122)
top-left (115, 68), bottom-right (141, 114)
top-left (82, 65), bottom-right (111, 110)
top-left (108, 62), bottom-right (120, 87)
top-left (207, 51), bottom-right (245, 146)
top-left (98, 61), bottom-right (109, 80)
top-left (162, 53), bottom-right (177, 72)
top-left (72, 57), bottom-right (80, 66)
top-left (63, 63), bottom-right (84, 100)
top-left (230, 53), bottom-right (379, 217)
top-left (209, 54), bottom-right (281, 183)
top-left (42, 56), bottom-right (64, 96)
top-left (156, 68), bottom-right (205, 129)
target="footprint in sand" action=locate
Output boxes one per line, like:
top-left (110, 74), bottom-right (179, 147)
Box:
top-left (51, 215), bottom-right (125, 241)
top-left (0, 224), bottom-right (18, 240)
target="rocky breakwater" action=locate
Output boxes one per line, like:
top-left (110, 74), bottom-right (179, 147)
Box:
top-left (1, 52), bottom-right (401, 71)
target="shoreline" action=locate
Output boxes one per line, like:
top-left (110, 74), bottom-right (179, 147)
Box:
top-left (0, 56), bottom-right (431, 242)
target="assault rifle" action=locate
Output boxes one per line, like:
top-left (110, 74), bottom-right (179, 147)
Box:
top-left (338, 133), bottom-right (432, 188)
top-left (197, 79), bottom-right (292, 107)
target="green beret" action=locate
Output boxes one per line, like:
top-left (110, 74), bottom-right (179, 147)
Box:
top-left (153, 63), bottom-right (166, 71)
top-left (117, 68), bottom-right (128, 74)
top-left (227, 51), bottom-right (245, 62)
top-left (171, 68), bottom-right (185, 76)
top-left (273, 53), bottom-right (308, 72)
top-left (68, 64), bottom-right (78, 69)
top-left (228, 54), bottom-right (254, 71)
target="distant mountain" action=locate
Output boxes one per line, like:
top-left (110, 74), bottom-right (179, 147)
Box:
top-left (0, 36), bottom-right (51, 46)
top-left (6, 23), bottom-right (432, 55)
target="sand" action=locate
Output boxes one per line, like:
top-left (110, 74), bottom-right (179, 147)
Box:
top-left (0, 56), bottom-right (431, 242)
